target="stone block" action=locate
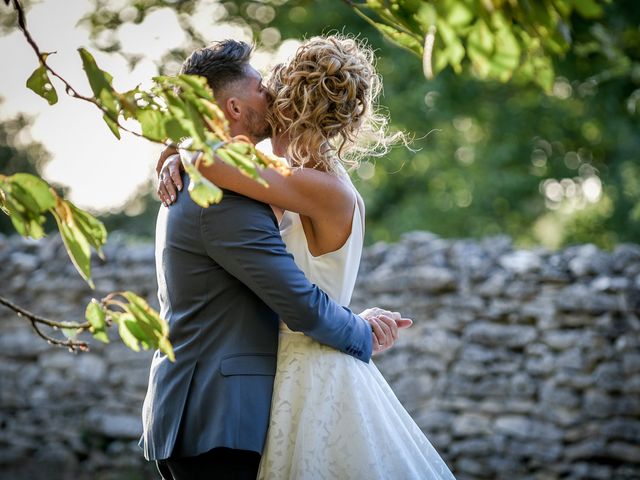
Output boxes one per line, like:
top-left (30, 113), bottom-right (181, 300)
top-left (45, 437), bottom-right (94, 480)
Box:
top-left (449, 438), bottom-right (495, 456)
top-left (86, 410), bottom-right (142, 439)
top-left (556, 284), bottom-right (621, 314)
top-left (565, 438), bottom-right (606, 460)
top-left (455, 458), bottom-right (487, 477)
top-left (0, 327), bottom-right (54, 359)
top-left (607, 441), bottom-right (640, 463)
top-left (593, 362), bottom-right (625, 392)
top-left (498, 250), bottom-right (541, 274)
top-left (601, 419), bottom-right (640, 442)
top-left (623, 353), bottom-right (640, 374)
top-left (465, 322), bottom-right (537, 348)
top-left (453, 413), bottom-right (491, 436)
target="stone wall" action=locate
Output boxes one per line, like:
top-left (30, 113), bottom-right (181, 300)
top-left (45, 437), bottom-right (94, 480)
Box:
top-left (1, 232), bottom-right (639, 479)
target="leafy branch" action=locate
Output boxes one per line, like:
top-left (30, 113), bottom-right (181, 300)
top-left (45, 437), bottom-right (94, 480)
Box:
top-left (0, 292), bottom-right (174, 359)
top-left (343, 0), bottom-right (606, 90)
top-left (0, 294), bottom-right (90, 351)
top-left (1, 0), bottom-right (287, 357)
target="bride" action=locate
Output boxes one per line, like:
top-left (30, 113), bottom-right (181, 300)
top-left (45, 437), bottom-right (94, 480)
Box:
top-left (159, 35), bottom-right (455, 479)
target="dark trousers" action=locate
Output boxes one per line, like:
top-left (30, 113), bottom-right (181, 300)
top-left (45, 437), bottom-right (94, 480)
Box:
top-left (156, 447), bottom-right (261, 480)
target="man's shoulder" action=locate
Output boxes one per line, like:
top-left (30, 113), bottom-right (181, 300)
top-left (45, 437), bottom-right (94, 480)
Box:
top-left (201, 189), bottom-right (278, 232)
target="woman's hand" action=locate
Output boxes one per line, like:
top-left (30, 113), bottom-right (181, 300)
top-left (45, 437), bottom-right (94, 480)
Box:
top-left (157, 153), bottom-right (184, 207)
top-left (359, 307), bottom-right (413, 355)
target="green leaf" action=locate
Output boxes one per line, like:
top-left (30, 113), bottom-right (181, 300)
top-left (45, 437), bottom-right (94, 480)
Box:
top-left (164, 91), bottom-right (204, 142)
top-left (416, 3), bottom-right (437, 26)
top-left (137, 108), bottom-right (166, 141)
top-left (116, 313), bottom-right (140, 352)
top-left (7, 183), bottom-right (42, 216)
top-left (158, 335), bottom-right (175, 362)
top-left (10, 173), bottom-right (56, 211)
top-left (467, 19), bottom-right (494, 78)
top-left (490, 25), bottom-right (521, 79)
top-left (78, 48), bottom-right (119, 113)
top-left (123, 318), bottom-right (154, 349)
top-left (26, 63), bottom-right (58, 105)
top-left (185, 100), bottom-right (207, 145)
top-left (533, 56), bottom-right (555, 92)
top-left (86, 298), bottom-right (110, 345)
top-left (1, 193), bottom-right (28, 237)
top-left (184, 161), bottom-right (223, 207)
top-left (573, 0), bottom-right (603, 18)
top-left (7, 205), bottom-right (41, 238)
top-left (118, 291), bottom-right (174, 360)
top-left (0, 178), bottom-right (47, 239)
top-left (164, 118), bottom-right (190, 142)
top-left (376, 22), bottom-right (423, 56)
top-left (445, 2), bottom-right (474, 28)
top-left (436, 19), bottom-right (465, 73)
top-left (61, 327), bottom-right (80, 340)
top-left (86, 298), bottom-right (107, 331)
top-left (122, 291), bottom-right (167, 335)
top-left (53, 200), bottom-right (94, 288)
top-left (175, 74), bottom-right (214, 100)
top-left (220, 146), bottom-right (266, 185)
top-left (67, 201), bottom-right (107, 258)
top-left (102, 114), bottom-right (121, 139)
top-left (92, 330), bottom-right (110, 343)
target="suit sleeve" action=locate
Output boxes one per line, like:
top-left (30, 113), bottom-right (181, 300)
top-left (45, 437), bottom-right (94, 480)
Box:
top-left (200, 192), bottom-right (372, 363)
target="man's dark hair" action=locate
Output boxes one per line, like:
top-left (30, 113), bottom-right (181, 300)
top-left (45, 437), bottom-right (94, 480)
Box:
top-left (180, 40), bottom-right (253, 94)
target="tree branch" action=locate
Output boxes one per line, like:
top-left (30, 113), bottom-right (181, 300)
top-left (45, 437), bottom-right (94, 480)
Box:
top-left (0, 295), bottom-right (90, 352)
top-left (10, 0), bottom-right (144, 138)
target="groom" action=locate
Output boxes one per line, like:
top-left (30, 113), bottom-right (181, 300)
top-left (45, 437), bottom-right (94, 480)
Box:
top-left (142, 40), bottom-right (406, 479)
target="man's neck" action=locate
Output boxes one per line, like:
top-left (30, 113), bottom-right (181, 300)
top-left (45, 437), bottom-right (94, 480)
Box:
top-left (229, 124), bottom-right (256, 144)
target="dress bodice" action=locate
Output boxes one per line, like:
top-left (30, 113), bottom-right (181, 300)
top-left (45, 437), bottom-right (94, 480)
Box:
top-left (279, 182), bottom-right (364, 314)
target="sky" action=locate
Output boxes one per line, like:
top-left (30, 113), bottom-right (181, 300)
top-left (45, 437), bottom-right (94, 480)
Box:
top-left (0, 0), bottom-right (298, 212)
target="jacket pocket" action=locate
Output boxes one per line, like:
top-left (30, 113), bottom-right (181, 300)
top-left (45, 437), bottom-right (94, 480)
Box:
top-left (220, 353), bottom-right (277, 376)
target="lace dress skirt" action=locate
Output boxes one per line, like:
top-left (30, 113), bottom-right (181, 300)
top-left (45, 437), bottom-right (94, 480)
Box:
top-left (257, 326), bottom-right (456, 480)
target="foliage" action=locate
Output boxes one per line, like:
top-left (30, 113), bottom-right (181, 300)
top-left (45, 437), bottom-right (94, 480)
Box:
top-left (73, 0), bottom-right (639, 249)
top-left (86, 293), bottom-right (175, 361)
top-left (0, 172), bottom-right (104, 283)
top-left (0, 0), bottom-right (274, 354)
top-left (347, 0), bottom-right (608, 90)
top-left (0, 171), bottom-right (176, 356)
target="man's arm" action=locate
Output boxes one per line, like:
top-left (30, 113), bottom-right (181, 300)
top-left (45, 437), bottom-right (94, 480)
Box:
top-left (200, 191), bottom-right (373, 362)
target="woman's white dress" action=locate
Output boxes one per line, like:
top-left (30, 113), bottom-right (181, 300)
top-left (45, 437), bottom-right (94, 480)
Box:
top-left (257, 180), bottom-right (456, 480)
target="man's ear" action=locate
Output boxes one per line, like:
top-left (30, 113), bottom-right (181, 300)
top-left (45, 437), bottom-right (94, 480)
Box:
top-left (224, 97), bottom-right (242, 121)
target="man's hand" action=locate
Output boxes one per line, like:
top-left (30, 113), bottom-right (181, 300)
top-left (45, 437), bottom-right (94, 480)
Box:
top-left (157, 152), bottom-right (183, 207)
top-left (359, 307), bottom-right (413, 355)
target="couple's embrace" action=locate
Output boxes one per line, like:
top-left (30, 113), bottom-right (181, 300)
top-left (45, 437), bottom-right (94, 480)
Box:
top-left (141, 35), bottom-right (455, 479)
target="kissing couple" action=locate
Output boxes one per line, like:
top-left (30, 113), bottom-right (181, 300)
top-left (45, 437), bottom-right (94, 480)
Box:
top-left (141, 34), bottom-right (456, 479)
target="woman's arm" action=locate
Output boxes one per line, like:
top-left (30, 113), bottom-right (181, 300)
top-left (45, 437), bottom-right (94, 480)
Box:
top-left (157, 150), bottom-right (354, 220)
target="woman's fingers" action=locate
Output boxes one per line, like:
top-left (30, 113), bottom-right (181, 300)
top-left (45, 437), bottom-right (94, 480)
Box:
top-left (361, 308), bottom-right (412, 354)
top-left (376, 314), bottom-right (398, 342)
top-left (168, 158), bottom-right (183, 192)
top-left (163, 174), bottom-right (177, 203)
top-left (157, 179), bottom-right (170, 207)
top-left (158, 154), bottom-right (183, 205)
top-left (397, 318), bottom-right (413, 329)
top-left (369, 317), bottom-right (388, 351)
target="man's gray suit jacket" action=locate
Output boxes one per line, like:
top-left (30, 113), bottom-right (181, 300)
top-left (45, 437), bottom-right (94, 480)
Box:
top-left (140, 178), bottom-right (373, 461)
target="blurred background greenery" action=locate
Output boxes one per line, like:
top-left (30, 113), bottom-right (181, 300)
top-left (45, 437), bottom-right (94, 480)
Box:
top-left (2, 0), bottom-right (639, 249)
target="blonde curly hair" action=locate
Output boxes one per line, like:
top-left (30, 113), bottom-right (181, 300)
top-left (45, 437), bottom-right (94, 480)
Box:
top-left (267, 34), bottom-right (401, 173)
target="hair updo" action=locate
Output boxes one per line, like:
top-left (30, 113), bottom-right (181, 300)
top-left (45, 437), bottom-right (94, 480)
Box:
top-left (268, 34), bottom-right (401, 173)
